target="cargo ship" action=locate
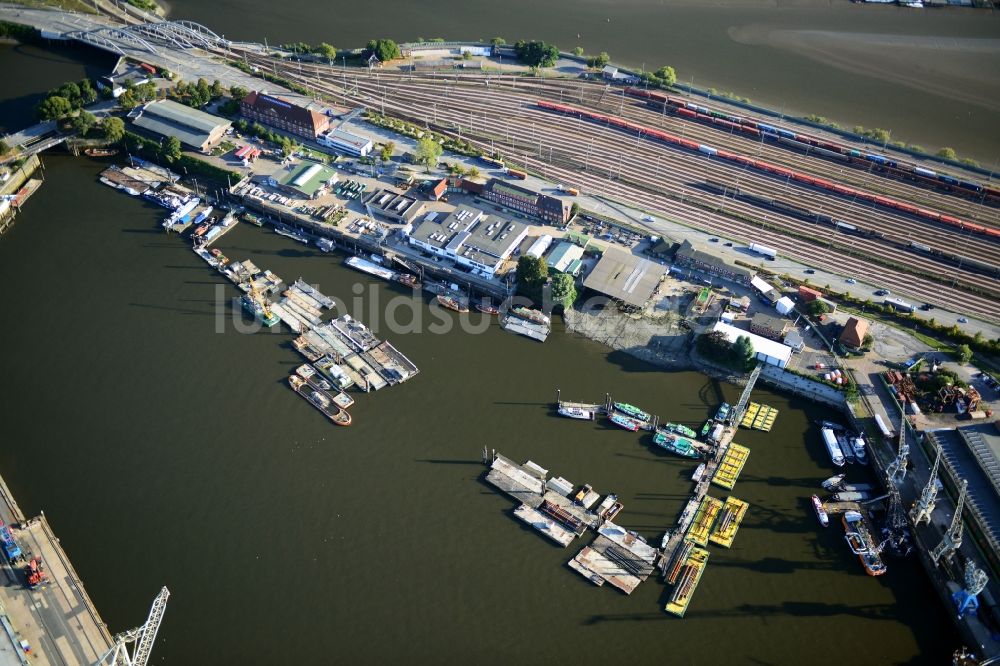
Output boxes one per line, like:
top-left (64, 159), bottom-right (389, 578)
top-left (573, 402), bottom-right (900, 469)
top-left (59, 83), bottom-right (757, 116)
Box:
top-left (662, 422), bottom-right (698, 438)
top-left (653, 431), bottom-right (701, 459)
top-left (842, 511), bottom-right (886, 576)
top-left (811, 495), bottom-right (829, 527)
top-left (240, 294), bottom-right (280, 327)
top-left (613, 402), bottom-right (650, 422)
top-left (510, 306), bottom-right (550, 326)
top-left (288, 375), bottom-right (352, 426)
top-left (436, 294), bottom-right (469, 313)
top-left (558, 405), bottom-right (596, 420)
top-left (610, 413), bottom-right (642, 431)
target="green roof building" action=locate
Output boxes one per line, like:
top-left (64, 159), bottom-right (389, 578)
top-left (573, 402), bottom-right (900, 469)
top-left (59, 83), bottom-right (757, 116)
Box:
top-left (268, 161), bottom-right (338, 199)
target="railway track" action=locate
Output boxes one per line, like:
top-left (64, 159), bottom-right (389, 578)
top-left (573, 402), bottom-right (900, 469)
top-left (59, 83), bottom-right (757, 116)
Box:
top-left (230, 52), bottom-right (1000, 318)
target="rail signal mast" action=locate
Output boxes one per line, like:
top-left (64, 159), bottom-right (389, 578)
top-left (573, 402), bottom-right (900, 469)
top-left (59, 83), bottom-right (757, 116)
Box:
top-left (911, 444), bottom-right (942, 526)
top-left (97, 587), bottom-right (170, 666)
top-left (931, 480), bottom-right (968, 566)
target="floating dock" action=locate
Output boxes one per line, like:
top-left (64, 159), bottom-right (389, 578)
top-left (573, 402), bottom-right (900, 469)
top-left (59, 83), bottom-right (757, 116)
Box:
top-left (514, 503), bottom-right (576, 547)
top-left (500, 314), bottom-right (550, 342)
top-left (293, 279), bottom-right (336, 309)
top-left (709, 496), bottom-right (749, 548)
top-left (567, 522), bottom-right (658, 594)
top-left (685, 495), bottom-right (724, 547)
top-left (665, 546), bottom-right (709, 617)
top-left (711, 443), bottom-right (750, 490)
top-left (740, 402), bottom-right (778, 431)
top-left (485, 454), bottom-right (547, 507)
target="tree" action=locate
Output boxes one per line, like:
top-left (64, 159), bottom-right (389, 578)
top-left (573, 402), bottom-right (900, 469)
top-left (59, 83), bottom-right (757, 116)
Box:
top-left (516, 254), bottom-right (548, 286)
top-left (466, 165), bottom-right (481, 179)
top-left (0, 139), bottom-right (9, 156)
top-left (807, 300), bottom-right (832, 316)
top-left (102, 117), bottom-right (125, 142)
top-left (379, 140), bottom-right (395, 163)
top-left (163, 136), bottom-right (182, 163)
top-left (862, 333), bottom-right (874, 350)
top-left (513, 40), bottom-right (559, 68)
top-left (732, 335), bottom-right (756, 371)
top-left (229, 85), bottom-right (249, 102)
top-left (79, 79), bottom-right (97, 105)
top-left (210, 79), bottom-right (225, 99)
top-left (366, 39), bottom-right (401, 62)
top-left (549, 273), bottom-right (577, 310)
top-left (195, 78), bottom-right (211, 106)
top-left (37, 95), bottom-right (73, 120)
top-left (936, 147), bottom-right (957, 160)
top-left (586, 51), bottom-right (611, 68)
top-left (117, 90), bottom-right (137, 111)
top-left (654, 65), bottom-right (677, 87)
top-left (415, 135), bottom-right (442, 170)
top-left (71, 110), bottom-right (96, 136)
top-left (312, 42), bottom-right (337, 61)
top-left (52, 82), bottom-right (81, 107)
top-left (572, 46), bottom-right (584, 56)
top-left (956, 344), bottom-right (973, 364)
top-left (490, 37), bottom-right (506, 48)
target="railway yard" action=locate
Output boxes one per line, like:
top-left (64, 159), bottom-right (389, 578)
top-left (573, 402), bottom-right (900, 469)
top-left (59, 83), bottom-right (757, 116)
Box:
top-left (226, 50), bottom-right (999, 320)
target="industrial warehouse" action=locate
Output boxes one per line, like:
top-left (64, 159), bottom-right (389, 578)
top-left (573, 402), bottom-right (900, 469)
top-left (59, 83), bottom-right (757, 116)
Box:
top-left (132, 99), bottom-right (231, 152)
top-left (405, 205), bottom-right (528, 278)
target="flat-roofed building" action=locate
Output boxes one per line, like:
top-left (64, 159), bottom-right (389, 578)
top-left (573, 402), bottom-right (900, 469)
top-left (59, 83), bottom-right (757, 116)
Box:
top-left (750, 312), bottom-right (790, 341)
top-left (241, 91), bottom-right (331, 139)
top-left (267, 160), bottom-right (338, 199)
top-left (674, 240), bottom-right (755, 285)
top-left (481, 178), bottom-right (571, 226)
top-left (318, 127), bottom-right (373, 157)
top-left (712, 321), bottom-right (792, 369)
top-left (405, 205), bottom-right (527, 279)
top-left (364, 188), bottom-right (426, 224)
top-left (547, 241), bottom-right (585, 274)
top-left (132, 100), bottom-right (231, 152)
top-left (582, 248), bottom-right (665, 309)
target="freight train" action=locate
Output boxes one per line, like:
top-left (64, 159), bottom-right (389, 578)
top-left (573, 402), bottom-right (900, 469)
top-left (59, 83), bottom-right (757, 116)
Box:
top-left (622, 87), bottom-right (1000, 205)
top-left (907, 241), bottom-right (1000, 279)
top-left (536, 100), bottom-right (1000, 240)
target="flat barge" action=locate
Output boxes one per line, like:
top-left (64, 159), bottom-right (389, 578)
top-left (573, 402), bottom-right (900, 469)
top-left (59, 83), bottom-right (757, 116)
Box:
top-left (711, 443), bottom-right (750, 490)
top-left (665, 546), bottom-right (709, 617)
top-left (685, 495), bottom-right (724, 547)
top-left (709, 496), bottom-right (749, 548)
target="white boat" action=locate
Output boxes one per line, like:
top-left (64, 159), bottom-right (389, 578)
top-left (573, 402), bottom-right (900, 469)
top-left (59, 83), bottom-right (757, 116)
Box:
top-left (596, 494), bottom-right (617, 517)
top-left (314, 356), bottom-right (355, 390)
top-left (691, 463), bottom-right (707, 482)
top-left (296, 364), bottom-right (316, 379)
top-left (558, 405), bottom-right (594, 420)
top-left (852, 437), bottom-right (869, 465)
top-left (316, 238), bottom-right (335, 253)
top-left (821, 428), bottom-right (846, 467)
top-left (274, 224), bottom-right (310, 244)
top-left (832, 491), bottom-right (871, 502)
top-left (811, 495), bottom-right (829, 527)
top-left (345, 256), bottom-right (396, 282)
top-left (660, 531), bottom-right (671, 550)
top-left (822, 473), bottom-right (846, 491)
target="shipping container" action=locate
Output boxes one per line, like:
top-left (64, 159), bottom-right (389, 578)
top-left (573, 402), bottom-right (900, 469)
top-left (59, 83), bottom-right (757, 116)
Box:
top-left (749, 243), bottom-right (777, 258)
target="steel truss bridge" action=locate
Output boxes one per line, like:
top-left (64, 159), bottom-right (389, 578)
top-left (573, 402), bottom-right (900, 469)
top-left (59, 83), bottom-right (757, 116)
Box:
top-left (65, 20), bottom-right (228, 56)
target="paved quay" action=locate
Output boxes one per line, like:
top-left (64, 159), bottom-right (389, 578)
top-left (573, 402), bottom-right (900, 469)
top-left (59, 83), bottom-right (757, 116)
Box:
top-left (0, 474), bottom-right (112, 666)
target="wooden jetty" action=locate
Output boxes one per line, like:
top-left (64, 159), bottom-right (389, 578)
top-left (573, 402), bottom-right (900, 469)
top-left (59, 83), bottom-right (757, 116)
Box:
top-left (711, 443), bottom-right (750, 490)
top-left (709, 497), bottom-right (749, 548)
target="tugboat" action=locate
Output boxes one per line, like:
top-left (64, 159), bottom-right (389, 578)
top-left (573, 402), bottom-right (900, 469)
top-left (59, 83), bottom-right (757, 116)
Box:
top-left (811, 495), bottom-right (829, 527)
top-left (610, 412), bottom-right (642, 432)
top-left (436, 294), bottom-right (469, 313)
top-left (842, 511), bottom-right (886, 576)
top-left (475, 300), bottom-right (500, 315)
top-left (652, 430), bottom-right (701, 459)
top-left (394, 272), bottom-right (419, 287)
top-left (613, 402), bottom-right (650, 422)
top-left (288, 375), bottom-right (351, 426)
top-left (510, 306), bottom-right (550, 325)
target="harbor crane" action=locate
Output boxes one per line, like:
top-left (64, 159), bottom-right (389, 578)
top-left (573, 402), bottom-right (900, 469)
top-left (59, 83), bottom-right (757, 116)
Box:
top-left (931, 480), bottom-right (968, 566)
top-left (886, 410), bottom-right (910, 486)
top-left (953, 560), bottom-right (989, 619)
top-left (97, 587), bottom-right (170, 666)
top-left (911, 444), bottom-right (942, 526)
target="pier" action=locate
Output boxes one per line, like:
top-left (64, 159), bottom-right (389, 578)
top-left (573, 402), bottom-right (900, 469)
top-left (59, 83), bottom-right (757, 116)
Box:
top-left (0, 473), bottom-right (113, 665)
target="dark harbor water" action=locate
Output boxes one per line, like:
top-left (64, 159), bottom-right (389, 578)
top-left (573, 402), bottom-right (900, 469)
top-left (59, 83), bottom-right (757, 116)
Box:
top-left (160, 0), bottom-right (1000, 163)
top-left (0, 155), bottom-right (958, 664)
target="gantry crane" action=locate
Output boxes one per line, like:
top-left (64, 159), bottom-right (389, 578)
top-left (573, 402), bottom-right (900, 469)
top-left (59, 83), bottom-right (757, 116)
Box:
top-left (911, 444), bottom-right (942, 526)
top-left (886, 410), bottom-right (910, 486)
top-left (954, 560), bottom-right (989, 619)
top-left (931, 480), bottom-right (968, 565)
top-left (97, 587), bottom-right (170, 666)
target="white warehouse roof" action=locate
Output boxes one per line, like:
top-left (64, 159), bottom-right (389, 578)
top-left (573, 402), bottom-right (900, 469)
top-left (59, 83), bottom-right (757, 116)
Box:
top-left (712, 321), bottom-right (792, 368)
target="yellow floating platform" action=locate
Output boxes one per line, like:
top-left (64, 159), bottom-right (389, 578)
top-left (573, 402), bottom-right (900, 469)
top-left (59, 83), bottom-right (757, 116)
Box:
top-left (665, 546), bottom-right (710, 617)
top-left (712, 443), bottom-right (750, 490)
top-left (740, 402), bottom-right (760, 428)
top-left (686, 495), bottom-right (724, 547)
top-left (709, 496), bottom-right (749, 548)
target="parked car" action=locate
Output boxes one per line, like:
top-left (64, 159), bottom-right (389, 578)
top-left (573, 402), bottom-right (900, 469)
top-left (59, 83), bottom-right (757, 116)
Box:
top-left (708, 237), bottom-right (719, 242)
top-left (875, 289), bottom-right (890, 296)
top-left (958, 317), bottom-right (968, 324)
top-left (724, 242), bottom-right (733, 247)
top-left (804, 269), bottom-right (816, 274)
top-left (846, 278), bottom-right (857, 284)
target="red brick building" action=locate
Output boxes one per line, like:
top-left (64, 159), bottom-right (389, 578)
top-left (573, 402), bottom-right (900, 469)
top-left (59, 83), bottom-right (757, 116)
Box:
top-left (839, 317), bottom-right (869, 349)
top-left (240, 91), bottom-right (331, 139)
top-left (481, 178), bottom-right (570, 226)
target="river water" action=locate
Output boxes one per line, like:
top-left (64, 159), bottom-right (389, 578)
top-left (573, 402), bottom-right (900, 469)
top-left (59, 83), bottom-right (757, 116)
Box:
top-left (158, 0), bottom-right (1000, 163)
top-left (0, 22), bottom-right (966, 666)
